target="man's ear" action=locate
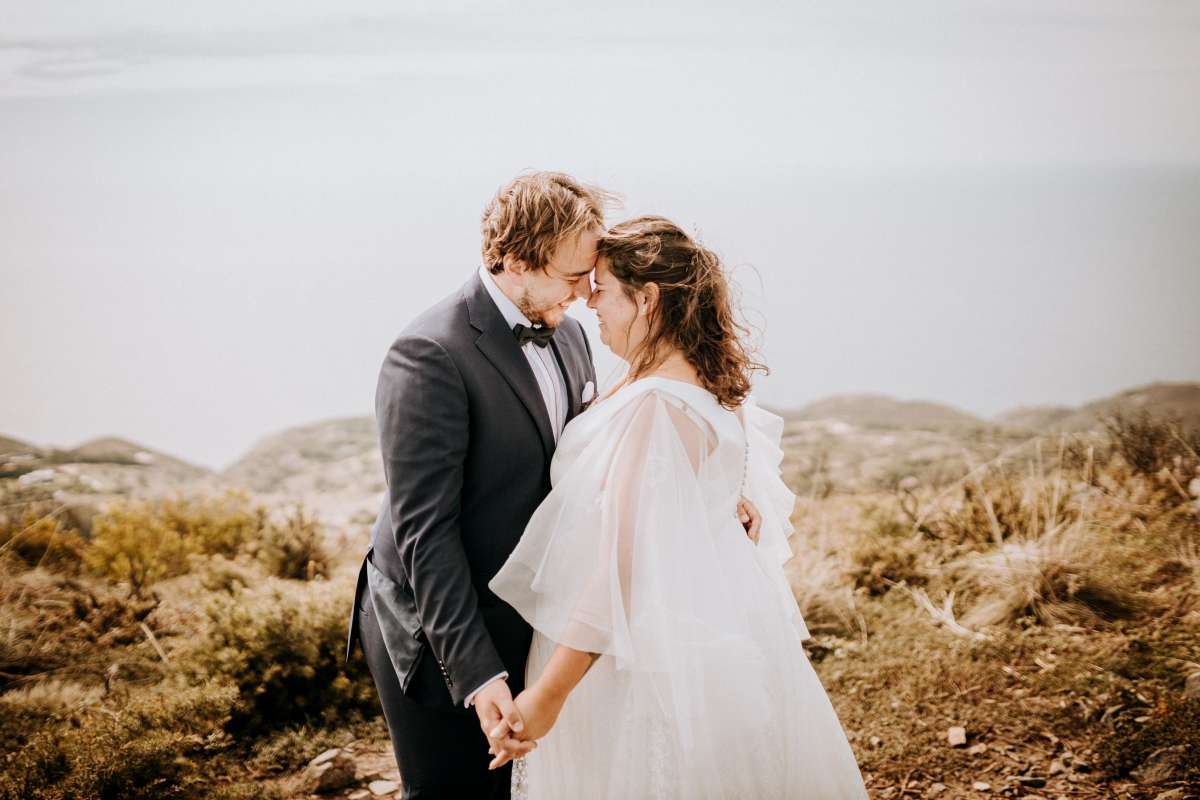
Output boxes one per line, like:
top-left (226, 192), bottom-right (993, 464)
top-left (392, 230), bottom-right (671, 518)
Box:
top-left (501, 253), bottom-right (529, 277)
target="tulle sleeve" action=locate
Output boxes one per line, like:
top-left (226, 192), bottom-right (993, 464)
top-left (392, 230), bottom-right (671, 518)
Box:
top-left (739, 396), bottom-right (811, 641)
top-left (489, 388), bottom-right (737, 672)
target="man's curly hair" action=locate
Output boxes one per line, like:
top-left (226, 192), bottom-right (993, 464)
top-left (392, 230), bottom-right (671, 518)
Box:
top-left (481, 172), bottom-right (615, 273)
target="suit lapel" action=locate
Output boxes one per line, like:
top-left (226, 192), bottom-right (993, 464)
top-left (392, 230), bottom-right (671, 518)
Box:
top-left (464, 273), bottom-right (556, 461)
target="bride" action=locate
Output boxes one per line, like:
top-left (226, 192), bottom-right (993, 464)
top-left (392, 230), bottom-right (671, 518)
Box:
top-left (487, 216), bottom-right (869, 799)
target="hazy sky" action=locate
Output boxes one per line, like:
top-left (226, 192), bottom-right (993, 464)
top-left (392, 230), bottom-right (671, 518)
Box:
top-left (3, 1), bottom-right (1199, 468)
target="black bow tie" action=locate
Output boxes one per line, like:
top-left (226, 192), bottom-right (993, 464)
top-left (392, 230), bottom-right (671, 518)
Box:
top-left (513, 323), bottom-right (556, 348)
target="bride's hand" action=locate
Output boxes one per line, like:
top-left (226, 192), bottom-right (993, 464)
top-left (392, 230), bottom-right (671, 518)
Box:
top-left (487, 684), bottom-right (564, 770)
top-left (738, 496), bottom-right (761, 544)
top-left (515, 684), bottom-right (564, 740)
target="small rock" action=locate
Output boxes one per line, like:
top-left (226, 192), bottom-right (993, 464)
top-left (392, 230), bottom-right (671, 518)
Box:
top-left (967, 743), bottom-right (988, 755)
top-left (947, 726), bottom-right (968, 747)
top-left (1048, 759), bottom-right (1065, 775)
top-left (1154, 788), bottom-right (1186, 800)
top-left (1184, 672), bottom-right (1200, 700)
top-left (369, 780), bottom-right (400, 796)
top-left (18, 468), bottom-right (56, 486)
top-left (869, 735), bottom-right (883, 748)
top-left (1132, 745), bottom-right (1188, 785)
top-left (927, 783), bottom-right (947, 797)
top-left (972, 781), bottom-right (991, 792)
top-left (300, 749), bottom-right (356, 794)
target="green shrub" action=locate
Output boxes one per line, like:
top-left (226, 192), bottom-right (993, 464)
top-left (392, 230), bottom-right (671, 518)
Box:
top-left (85, 503), bottom-right (196, 592)
top-left (1104, 409), bottom-right (1200, 477)
top-left (0, 683), bottom-right (237, 800)
top-left (157, 491), bottom-right (267, 559)
top-left (189, 589), bottom-right (377, 737)
top-left (253, 505), bottom-right (331, 581)
top-left (847, 506), bottom-right (929, 595)
top-left (0, 508), bottom-right (85, 573)
top-left (84, 492), bottom-right (270, 594)
top-left (197, 553), bottom-right (258, 594)
top-left (0, 569), bottom-right (166, 694)
top-left (0, 694), bottom-right (65, 756)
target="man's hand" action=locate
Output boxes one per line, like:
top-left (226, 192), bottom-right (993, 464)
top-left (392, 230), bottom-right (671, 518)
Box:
top-left (738, 496), bottom-right (761, 544)
top-left (488, 684), bottom-right (565, 770)
top-left (473, 680), bottom-right (535, 764)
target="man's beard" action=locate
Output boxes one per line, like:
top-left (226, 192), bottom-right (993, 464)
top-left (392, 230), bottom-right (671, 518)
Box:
top-left (516, 292), bottom-right (559, 328)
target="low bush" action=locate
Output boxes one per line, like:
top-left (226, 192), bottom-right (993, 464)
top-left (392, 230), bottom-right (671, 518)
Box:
top-left (0, 507), bottom-right (85, 573)
top-left (252, 504), bottom-right (331, 581)
top-left (85, 503), bottom-right (199, 593)
top-left (1095, 695), bottom-right (1200, 785)
top-left (83, 493), bottom-right (336, 594)
top-left (844, 506), bottom-right (929, 596)
top-left (0, 683), bottom-right (238, 800)
top-left (157, 491), bottom-right (268, 559)
top-left (187, 587), bottom-right (377, 738)
top-left (0, 566), bottom-right (166, 693)
top-left (950, 522), bottom-right (1145, 629)
top-left (1104, 409), bottom-right (1200, 478)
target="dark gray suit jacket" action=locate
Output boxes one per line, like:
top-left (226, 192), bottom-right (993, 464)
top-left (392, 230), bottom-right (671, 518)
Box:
top-left (346, 270), bottom-right (596, 708)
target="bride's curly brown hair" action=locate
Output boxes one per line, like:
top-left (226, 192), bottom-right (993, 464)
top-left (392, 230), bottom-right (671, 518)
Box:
top-left (597, 215), bottom-right (767, 409)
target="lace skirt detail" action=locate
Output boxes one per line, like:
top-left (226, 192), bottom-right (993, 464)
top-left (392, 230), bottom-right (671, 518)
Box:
top-left (510, 755), bottom-right (529, 800)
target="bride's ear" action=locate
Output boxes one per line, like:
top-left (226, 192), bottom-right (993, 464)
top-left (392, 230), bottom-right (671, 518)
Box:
top-left (636, 283), bottom-right (660, 317)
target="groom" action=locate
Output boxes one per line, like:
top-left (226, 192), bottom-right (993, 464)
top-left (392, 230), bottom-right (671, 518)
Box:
top-left (346, 171), bottom-right (760, 799)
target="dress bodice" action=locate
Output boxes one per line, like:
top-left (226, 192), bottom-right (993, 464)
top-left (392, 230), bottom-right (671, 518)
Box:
top-left (550, 377), bottom-right (747, 518)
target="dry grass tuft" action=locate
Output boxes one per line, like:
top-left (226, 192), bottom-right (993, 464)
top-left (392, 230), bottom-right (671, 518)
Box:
top-left (951, 523), bottom-right (1144, 628)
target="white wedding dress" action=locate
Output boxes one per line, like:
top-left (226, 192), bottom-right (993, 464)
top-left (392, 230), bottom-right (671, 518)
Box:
top-left (489, 377), bottom-right (869, 799)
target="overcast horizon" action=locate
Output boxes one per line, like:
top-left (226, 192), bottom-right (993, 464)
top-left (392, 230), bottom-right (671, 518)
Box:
top-left (3, 1), bottom-right (1199, 469)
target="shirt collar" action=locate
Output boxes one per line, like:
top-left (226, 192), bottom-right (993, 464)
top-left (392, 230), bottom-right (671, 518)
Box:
top-left (478, 264), bottom-right (534, 330)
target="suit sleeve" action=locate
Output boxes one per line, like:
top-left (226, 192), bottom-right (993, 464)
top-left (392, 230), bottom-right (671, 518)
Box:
top-left (375, 334), bottom-right (506, 704)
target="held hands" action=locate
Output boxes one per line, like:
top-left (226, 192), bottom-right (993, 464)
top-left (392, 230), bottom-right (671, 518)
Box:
top-left (737, 496), bottom-right (762, 544)
top-left (473, 680), bottom-right (536, 766)
top-left (487, 683), bottom-right (565, 770)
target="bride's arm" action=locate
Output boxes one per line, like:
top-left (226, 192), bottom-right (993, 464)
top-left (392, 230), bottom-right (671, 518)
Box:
top-left (487, 643), bottom-right (597, 769)
top-left (489, 395), bottom-right (715, 769)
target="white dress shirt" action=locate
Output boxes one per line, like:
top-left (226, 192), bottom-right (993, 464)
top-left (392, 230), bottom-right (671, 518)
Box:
top-left (465, 265), bottom-right (570, 708)
top-left (476, 264), bottom-right (568, 441)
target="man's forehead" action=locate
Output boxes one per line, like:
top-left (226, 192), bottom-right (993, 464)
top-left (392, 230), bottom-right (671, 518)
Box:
top-left (549, 263), bottom-right (594, 279)
top-left (547, 240), bottom-right (599, 277)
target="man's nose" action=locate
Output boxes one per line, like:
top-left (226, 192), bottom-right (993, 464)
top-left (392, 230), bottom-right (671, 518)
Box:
top-left (574, 276), bottom-right (592, 302)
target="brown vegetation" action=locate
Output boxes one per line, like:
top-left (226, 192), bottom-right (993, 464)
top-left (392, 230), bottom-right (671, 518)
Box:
top-left (786, 411), bottom-right (1200, 796)
top-left (2, 406), bottom-right (1198, 798)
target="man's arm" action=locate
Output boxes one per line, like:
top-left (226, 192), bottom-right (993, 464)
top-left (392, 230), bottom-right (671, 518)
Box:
top-left (376, 334), bottom-right (507, 704)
